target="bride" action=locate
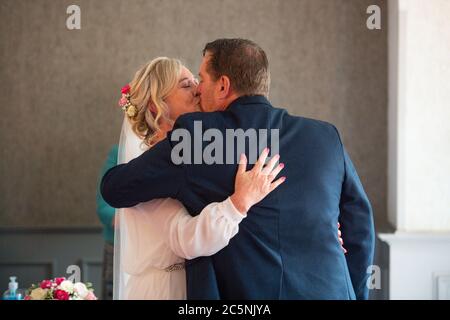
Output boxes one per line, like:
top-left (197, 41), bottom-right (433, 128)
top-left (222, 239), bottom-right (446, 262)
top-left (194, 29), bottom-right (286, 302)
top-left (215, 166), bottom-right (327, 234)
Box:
top-left (113, 57), bottom-right (286, 299)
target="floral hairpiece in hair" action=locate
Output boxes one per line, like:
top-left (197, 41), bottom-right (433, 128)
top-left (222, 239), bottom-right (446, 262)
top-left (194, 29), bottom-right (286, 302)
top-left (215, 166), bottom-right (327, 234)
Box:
top-left (118, 84), bottom-right (137, 117)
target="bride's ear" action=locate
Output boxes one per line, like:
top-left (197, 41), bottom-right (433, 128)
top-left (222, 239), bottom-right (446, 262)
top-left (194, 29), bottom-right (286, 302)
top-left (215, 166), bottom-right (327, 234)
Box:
top-left (217, 75), bottom-right (231, 99)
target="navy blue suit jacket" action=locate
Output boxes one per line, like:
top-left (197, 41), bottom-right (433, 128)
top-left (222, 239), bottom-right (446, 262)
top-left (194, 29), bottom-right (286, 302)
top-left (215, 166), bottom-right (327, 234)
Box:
top-left (101, 95), bottom-right (375, 299)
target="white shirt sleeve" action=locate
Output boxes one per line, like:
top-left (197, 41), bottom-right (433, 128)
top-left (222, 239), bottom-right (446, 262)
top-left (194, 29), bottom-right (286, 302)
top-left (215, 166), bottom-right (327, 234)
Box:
top-left (165, 197), bottom-right (247, 260)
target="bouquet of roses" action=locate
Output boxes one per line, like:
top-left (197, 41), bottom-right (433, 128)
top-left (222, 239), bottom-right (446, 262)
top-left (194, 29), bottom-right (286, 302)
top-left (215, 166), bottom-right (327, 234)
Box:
top-left (25, 277), bottom-right (97, 300)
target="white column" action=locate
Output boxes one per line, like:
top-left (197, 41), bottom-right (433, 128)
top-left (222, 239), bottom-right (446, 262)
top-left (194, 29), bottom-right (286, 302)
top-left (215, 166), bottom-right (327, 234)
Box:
top-left (388, 0), bottom-right (450, 231)
top-left (381, 0), bottom-right (450, 299)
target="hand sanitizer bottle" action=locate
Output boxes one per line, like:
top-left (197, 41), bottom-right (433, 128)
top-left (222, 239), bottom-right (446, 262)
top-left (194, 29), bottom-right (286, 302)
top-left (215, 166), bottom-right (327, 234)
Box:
top-left (3, 276), bottom-right (25, 300)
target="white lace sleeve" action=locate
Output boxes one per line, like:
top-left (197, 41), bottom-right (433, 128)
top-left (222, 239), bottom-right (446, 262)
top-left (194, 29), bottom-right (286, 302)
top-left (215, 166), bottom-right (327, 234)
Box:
top-left (166, 197), bottom-right (247, 260)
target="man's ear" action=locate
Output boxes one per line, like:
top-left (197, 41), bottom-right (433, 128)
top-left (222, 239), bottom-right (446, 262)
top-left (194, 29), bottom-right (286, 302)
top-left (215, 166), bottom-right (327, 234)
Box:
top-left (217, 75), bottom-right (231, 99)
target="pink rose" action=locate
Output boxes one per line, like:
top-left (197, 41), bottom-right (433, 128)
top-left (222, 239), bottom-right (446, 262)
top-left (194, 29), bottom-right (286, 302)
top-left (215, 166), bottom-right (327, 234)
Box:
top-left (85, 291), bottom-right (97, 300)
top-left (54, 277), bottom-right (65, 286)
top-left (121, 84), bottom-right (130, 94)
top-left (118, 96), bottom-right (128, 107)
top-left (40, 280), bottom-right (53, 289)
top-left (54, 289), bottom-right (70, 300)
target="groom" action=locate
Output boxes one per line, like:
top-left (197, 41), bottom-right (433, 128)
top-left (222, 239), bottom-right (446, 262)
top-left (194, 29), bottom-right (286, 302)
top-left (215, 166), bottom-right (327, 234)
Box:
top-left (101, 38), bottom-right (375, 299)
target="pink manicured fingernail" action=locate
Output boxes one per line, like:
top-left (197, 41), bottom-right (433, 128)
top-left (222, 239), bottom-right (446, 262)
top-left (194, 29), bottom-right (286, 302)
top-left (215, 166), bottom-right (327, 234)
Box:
top-left (281, 176), bottom-right (286, 181)
top-left (279, 163), bottom-right (285, 168)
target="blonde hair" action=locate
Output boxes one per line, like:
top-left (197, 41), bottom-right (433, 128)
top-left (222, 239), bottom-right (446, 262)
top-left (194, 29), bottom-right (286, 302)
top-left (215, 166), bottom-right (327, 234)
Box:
top-left (127, 57), bottom-right (182, 146)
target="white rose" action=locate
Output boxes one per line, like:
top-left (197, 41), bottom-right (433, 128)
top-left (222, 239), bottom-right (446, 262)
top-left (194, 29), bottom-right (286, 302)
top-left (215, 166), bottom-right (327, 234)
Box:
top-left (29, 288), bottom-right (48, 300)
top-left (73, 282), bottom-right (89, 299)
top-left (59, 280), bottom-right (74, 293)
top-left (126, 105), bottom-right (137, 117)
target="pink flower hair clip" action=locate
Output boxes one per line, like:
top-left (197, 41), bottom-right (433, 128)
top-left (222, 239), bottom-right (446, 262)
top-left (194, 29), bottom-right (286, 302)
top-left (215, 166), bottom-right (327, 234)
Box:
top-left (118, 84), bottom-right (137, 118)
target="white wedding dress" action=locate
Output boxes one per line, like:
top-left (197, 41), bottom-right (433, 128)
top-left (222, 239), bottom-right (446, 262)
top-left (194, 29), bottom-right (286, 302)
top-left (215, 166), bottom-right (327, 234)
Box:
top-left (114, 116), bottom-right (246, 300)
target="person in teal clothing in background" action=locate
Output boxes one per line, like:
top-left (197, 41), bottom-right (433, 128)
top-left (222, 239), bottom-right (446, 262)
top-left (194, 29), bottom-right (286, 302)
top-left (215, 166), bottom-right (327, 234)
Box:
top-left (96, 144), bottom-right (118, 300)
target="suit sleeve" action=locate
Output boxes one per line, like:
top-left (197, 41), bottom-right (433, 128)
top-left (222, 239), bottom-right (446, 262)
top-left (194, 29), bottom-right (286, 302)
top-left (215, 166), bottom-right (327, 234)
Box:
top-left (100, 137), bottom-right (185, 208)
top-left (338, 142), bottom-right (375, 300)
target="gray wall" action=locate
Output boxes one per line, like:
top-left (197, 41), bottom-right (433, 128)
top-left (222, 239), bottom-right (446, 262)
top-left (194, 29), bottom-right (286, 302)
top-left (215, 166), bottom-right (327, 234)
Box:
top-left (0, 0), bottom-right (387, 229)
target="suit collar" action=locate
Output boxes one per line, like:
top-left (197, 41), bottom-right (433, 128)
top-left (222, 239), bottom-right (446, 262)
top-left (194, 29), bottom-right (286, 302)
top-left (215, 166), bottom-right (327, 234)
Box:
top-left (226, 95), bottom-right (272, 112)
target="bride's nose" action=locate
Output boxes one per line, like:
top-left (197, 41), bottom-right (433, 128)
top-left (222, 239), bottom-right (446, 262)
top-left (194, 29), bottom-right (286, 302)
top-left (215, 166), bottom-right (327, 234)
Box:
top-left (193, 90), bottom-right (200, 98)
top-left (192, 83), bottom-right (199, 96)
